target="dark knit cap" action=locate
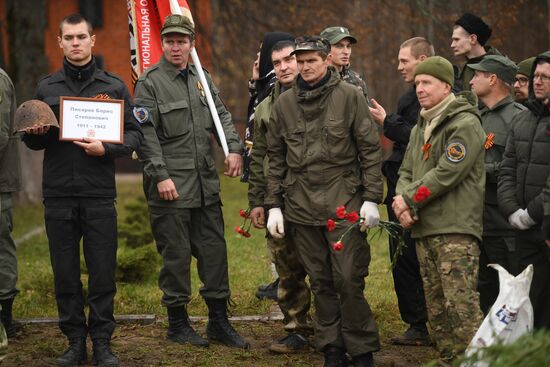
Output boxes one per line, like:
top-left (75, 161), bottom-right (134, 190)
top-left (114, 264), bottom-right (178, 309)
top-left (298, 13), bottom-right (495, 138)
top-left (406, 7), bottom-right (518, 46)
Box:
top-left (455, 13), bottom-right (492, 46)
top-left (414, 56), bottom-right (455, 86)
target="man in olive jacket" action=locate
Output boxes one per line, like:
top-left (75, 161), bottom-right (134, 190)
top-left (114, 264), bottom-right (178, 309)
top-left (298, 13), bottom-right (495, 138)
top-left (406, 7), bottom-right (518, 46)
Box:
top-left (394, 56), bottom-right (485, 362)
top-left (134, 15), bottom-right (248, 349)
top-left (498, 51), bottom-right (550, 330)
top-left (247, 40), bottom-right (312, 353)
top-left (468, 55), bottom-right (526, 314)
top-left (265, 36), bottom-right (383, 367)
top-left (0, 68), bottom-right (21, 340)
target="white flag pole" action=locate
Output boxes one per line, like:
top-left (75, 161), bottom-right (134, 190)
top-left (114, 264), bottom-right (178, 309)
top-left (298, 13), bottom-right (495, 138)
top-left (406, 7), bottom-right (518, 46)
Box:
top-left (168, 0), bottom-right (229, 157)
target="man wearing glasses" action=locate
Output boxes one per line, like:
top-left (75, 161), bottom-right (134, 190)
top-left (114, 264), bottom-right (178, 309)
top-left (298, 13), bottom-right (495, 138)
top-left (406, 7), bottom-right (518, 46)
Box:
top-left (513, 57), bottom-right (535, 105)
top-left (498, 51), bottom-right (550, 330)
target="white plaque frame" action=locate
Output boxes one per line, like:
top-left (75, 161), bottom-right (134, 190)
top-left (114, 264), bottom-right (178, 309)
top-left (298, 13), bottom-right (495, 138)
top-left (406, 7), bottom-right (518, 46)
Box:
top-left (59, 96), bottom-right (124, 144)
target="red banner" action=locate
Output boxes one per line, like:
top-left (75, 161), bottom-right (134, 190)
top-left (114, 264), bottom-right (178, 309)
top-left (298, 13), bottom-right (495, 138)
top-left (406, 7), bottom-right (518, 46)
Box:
top-left (127, 0), bottom-right (194, 84)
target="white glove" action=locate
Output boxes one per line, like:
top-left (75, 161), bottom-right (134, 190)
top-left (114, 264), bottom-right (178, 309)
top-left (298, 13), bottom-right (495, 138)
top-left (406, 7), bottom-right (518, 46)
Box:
top-left (508, 209), bottom-right (530, 230)
top-left (267, 208), bottom-right (285, 239)
top-left (360, 201), bottom-right (380, 232)
top-left (519, 209), bottom-right (536, 229)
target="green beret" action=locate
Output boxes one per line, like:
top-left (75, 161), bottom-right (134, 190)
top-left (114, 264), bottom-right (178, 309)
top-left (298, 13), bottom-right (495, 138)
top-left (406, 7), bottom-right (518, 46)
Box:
top-left (414, 56), bottom-right (454, 86)
top-left (517, 57), bottom-right (536, 77)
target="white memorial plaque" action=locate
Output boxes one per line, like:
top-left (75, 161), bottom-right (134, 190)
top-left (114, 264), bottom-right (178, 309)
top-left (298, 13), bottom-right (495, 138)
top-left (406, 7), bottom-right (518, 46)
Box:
top-left (60, 96), bottom-right (124, 144)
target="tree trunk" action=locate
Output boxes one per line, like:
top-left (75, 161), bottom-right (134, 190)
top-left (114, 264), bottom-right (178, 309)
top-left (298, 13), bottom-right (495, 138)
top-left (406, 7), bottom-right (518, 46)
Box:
top-left (7, 0), bottom-right (48, 203)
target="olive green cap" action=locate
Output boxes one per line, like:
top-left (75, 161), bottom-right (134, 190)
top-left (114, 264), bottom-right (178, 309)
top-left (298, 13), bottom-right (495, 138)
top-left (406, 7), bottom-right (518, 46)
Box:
top-left (517, 57), bottom-right (536, 77)
top-left (161, 14), bottom-right (195, 36)
top-left (414, 56), bottom-right (454, 86)
top-left (320, 26), bottom-right (357, 45)
top-left (468, 55), bottom-right (518, 85)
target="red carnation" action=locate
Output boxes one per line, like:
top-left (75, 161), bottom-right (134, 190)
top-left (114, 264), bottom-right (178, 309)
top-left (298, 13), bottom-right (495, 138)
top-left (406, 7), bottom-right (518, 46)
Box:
top-left (327, 219), bottom-right (336, 232)
top-left (235, 226), bottom-right (244, 235)
top-left (413, 186), bottom-right (432, 203)
top-left (239, 209), bottom-right (249, 219)
top-left (346, 211), bottom-right (360, 223)
top-left (336, 205), bottom-right (347, 219)
top-left (332, 241), bottom-right (344, 252)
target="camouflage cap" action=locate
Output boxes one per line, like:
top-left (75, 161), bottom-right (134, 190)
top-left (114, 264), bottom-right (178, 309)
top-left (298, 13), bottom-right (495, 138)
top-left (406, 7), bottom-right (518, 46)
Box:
top-left (468, 55), bottom-right (519, 85)
top-left (320, 26), bottom-right (357, 44)
top-left (291, 35), bottom-right (331, 56)
top-left (161, 14), bottom-right (194, 36)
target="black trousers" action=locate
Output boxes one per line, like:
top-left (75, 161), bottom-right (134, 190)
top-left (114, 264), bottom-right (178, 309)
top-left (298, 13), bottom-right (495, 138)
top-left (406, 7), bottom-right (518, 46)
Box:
top-left (515, 229), bottom-right (550, 330)
top-left (44, 197), bottom-right (117, 340)
top-left (384, 161), bottom-right (428, 327)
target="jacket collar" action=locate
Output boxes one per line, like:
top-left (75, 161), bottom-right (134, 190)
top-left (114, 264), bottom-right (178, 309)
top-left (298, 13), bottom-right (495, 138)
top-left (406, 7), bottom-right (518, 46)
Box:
top-left (48, 57), bottom-right (110, 84)
top-left (294, 67), bottom-right (340, 102)
top-left (159, 56), bottom-right (197, 80)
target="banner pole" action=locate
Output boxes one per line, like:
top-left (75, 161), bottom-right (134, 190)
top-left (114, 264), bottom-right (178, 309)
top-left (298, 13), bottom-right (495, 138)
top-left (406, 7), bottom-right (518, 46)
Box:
top-left (168, 0), bottom-right (229, 157)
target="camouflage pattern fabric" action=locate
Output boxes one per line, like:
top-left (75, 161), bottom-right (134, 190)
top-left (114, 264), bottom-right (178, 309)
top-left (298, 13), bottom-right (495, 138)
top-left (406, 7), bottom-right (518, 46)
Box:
top-left (416, 234), bottom-right (484, 359)
top-left (0, 311), bottom-right (6, 362)
top-left (267, 236), bottom-right (312, 335)
top-left (341, 66), bottom-right (368, 100)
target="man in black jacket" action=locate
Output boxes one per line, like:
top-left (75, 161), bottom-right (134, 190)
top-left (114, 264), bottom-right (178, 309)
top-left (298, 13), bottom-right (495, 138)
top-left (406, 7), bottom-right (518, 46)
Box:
top-left (498, 50), bottom-right (550, 330)
top-left (368, 37), bottom-right (433, 346)
top-left (23, 13), bottom-right (142, 366)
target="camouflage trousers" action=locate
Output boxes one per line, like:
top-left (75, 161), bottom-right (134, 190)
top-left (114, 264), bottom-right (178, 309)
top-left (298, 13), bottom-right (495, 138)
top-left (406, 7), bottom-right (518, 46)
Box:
top-left (416, 234), bottom-right (484, 359)
top-left (267, 235), bottom-right (313, 335)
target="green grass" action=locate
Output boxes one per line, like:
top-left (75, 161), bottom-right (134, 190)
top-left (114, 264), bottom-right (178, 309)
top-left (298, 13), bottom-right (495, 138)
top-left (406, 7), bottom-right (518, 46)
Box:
top-left (12, 176), bottom-right (403, 337)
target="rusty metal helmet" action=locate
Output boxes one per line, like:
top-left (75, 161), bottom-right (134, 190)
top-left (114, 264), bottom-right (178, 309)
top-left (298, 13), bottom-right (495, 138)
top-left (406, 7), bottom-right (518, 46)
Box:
top-left (13, 99), bottom-right (58, 133)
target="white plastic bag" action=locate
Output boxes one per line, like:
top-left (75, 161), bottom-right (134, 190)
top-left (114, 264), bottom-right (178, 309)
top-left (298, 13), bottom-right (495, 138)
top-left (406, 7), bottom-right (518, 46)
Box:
top-left (465, 264), bottom-right (534, 362)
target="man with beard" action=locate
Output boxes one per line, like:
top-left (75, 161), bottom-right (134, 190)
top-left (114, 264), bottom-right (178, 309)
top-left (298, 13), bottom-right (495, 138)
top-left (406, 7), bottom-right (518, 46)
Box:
top-left (498, 51), bottom-right (550, 330)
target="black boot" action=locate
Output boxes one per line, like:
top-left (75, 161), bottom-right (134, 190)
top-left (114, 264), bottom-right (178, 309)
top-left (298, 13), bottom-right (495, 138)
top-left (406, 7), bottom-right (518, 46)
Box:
top-left (0, 298), bottom-right (20, 338)
top-left (56, 337), bottom-right (87, 366)
top-left (323, 346), bottom-right (348, 367)
top-left (351, 352), bottom-right (374, 367)
top-left (92, 339), bottom-right (119, 367)
top-left (205, 299), bottom-right (249, 349)
top-left (255, 278), bottom-right (279, 300)
top-left (167, 306), bottom-right (209, 347)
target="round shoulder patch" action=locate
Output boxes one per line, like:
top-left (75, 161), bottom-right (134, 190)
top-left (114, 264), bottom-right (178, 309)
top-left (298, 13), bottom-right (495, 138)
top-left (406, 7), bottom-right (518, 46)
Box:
top-left (446, 141), bottom-right (466, 163)
top-left (133, 107), bottom-right (150, 124)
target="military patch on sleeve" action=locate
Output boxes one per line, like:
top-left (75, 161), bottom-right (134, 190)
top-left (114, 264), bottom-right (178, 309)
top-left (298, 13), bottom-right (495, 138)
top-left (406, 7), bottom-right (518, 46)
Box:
top-left (132, 107), bottom-right (150, 124)
top-left (446, 141), bottom-right (466, 163)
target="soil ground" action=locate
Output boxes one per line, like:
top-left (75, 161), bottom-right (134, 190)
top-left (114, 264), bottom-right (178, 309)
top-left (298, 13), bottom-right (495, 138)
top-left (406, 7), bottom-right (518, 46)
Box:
top-left (4, 319), bottom-right (438, 367)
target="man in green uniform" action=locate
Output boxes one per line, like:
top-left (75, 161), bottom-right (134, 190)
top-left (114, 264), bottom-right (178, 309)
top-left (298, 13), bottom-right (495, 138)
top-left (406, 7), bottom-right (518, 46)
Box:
top-left (514, 57), bottom-right (535, 104)
top-left (451, 13), bottom-right (500, 91)
top-left (468, 55), bottom-right (526, 314)
top-left (247, 39), bottom-right (312, 353)
top-left (320, 26), bottom-right (369, 100)
top-left (265, 35), bottom-right (382, 367)
top-left (0, 67), bottom-right (21, 359)
top-left (134, 15), bottom-right (248, 348)
top-left (393, 56), bottom-right (486, 362)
